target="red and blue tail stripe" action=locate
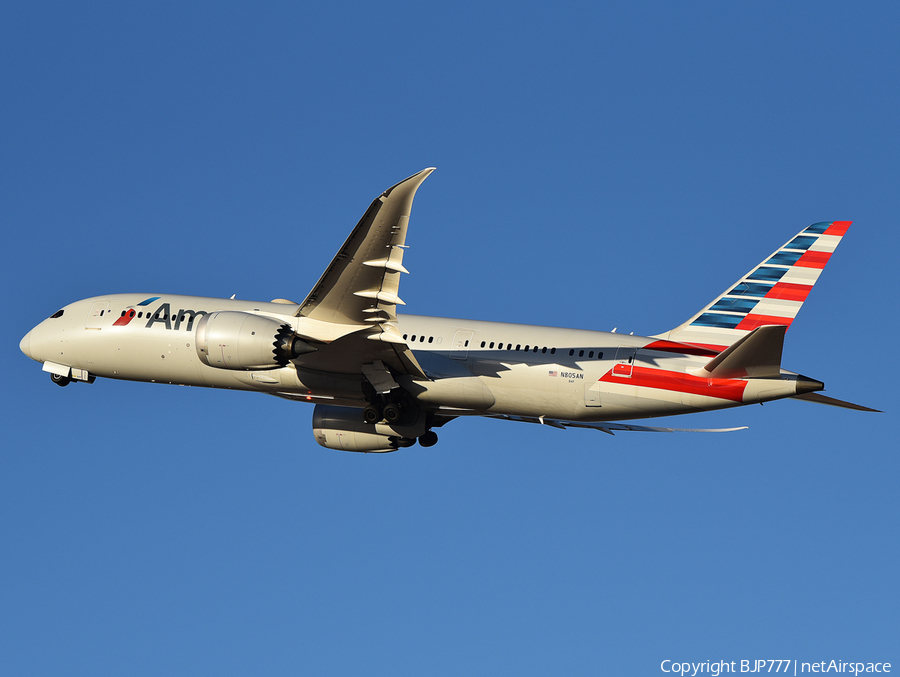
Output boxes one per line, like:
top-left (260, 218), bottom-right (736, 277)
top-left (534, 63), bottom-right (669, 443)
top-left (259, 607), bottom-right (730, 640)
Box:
top-left (655, 221), bottom-right (851, 352)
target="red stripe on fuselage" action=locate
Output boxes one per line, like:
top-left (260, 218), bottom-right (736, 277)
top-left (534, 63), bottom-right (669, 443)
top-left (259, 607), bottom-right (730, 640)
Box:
top-left (764, 282), bottom-right (813, 302)
top-left (795, 250), bottom-right (832, 268)
top-left (824, 220), bottom-right (851, 236)
top-left (641, 340), bottom-right (721, 357)
top-left (599, 366), bottom-right (747, 402)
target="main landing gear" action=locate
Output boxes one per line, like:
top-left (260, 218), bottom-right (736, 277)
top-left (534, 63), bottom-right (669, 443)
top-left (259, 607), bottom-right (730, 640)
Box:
top-left (362, 398), bottom-right (439, 448)
top-left (363, 403), bottom-right (382, 424)
top-left (362, 400), bottom-right (405, 425)
top-left (418, 430), bottom-right (438, 447)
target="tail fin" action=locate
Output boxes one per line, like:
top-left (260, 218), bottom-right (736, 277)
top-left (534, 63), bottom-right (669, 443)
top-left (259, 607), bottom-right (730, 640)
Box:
top-left (655, 221), bottom-right (851, 352)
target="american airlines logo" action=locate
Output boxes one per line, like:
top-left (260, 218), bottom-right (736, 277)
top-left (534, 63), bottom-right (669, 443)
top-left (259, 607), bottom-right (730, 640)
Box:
top-left (112, 298), bottom-right (208, 331)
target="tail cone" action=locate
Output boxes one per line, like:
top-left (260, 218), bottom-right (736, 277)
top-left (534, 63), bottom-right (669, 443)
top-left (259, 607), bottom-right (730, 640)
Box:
top-left (796, 376), bottom-right (825, 395)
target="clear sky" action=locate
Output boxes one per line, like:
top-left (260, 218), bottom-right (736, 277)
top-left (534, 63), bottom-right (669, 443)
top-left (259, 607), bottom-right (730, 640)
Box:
top-left (2, 2), bottom-right (897, 675)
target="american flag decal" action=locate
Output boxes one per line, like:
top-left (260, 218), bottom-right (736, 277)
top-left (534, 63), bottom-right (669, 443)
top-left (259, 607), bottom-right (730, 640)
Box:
top-left (548, 370), bottom-right (558, 377)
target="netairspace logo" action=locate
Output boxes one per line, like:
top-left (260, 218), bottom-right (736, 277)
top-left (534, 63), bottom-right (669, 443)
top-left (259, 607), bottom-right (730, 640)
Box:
top-left (660, 659), bottom-right (892, 676)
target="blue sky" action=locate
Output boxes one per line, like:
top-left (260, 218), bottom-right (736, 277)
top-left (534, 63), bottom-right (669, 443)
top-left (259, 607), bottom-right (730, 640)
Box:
top-left (2, 2), bottom-right (897, 675)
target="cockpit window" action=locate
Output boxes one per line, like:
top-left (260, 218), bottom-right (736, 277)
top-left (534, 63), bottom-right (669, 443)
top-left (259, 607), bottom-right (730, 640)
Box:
top-left (50, 309), bottom-right (64, 319)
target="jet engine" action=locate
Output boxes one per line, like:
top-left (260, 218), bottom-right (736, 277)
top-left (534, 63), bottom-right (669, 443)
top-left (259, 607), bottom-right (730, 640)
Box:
top-left (312, 404), bottom-right (420, 452)
top-left (194, 311), bottom-right (313, 370)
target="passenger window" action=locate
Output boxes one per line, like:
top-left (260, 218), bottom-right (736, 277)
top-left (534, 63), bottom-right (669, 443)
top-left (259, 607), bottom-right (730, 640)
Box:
top-left (524, 345), bottom-right (529, 352)
top-left (516, 344), bottom-right (521, 351)
top-left (589, 351), bottom-right (594, 358)
top-left (489, 342), bottom-right (494, 348)
top-left (403, 334), bottom-right (408, 339)
top-left (428, 337), bottom-right (433, 344)
top-left (579, 350), bottom-right (584, 357)
top-left (481, 341), bottom-right (485, 348)
top-left (420, 335), bottom-right (425, 342)
top-left (550, 348), bottom-right (556, 355)
top-left (542, 347), bottom-right (547, 353)
top-left (569, 349), bottom-right (574, 356)
top-left (597, 352), bottom-right (603, 359)
top-left (411, 335), bottom-right (416, 341)
top-left (533, 346), bottom-right (538, 353)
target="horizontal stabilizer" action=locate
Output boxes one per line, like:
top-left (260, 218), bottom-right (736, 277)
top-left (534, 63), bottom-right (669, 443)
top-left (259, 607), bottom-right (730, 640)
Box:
top-left (701, 324), bottom-right (785, 379)
top-left (791, 392), bottom-right (881, 412)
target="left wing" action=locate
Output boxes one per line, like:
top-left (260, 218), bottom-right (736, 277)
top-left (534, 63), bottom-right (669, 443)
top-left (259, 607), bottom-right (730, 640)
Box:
top-left (297, 168), bottom-right (434, 326)
top-left (292, 168), bottom-right (435, 381)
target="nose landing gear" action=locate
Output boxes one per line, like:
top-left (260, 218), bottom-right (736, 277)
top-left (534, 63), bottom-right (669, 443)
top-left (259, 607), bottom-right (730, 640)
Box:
top-left (50, 373), bottom-right (71, 387)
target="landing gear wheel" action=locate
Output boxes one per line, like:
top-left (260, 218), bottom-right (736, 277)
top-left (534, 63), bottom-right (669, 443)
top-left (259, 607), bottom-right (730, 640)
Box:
top-left (383, 402), bottom-right (402, 424)
top-left (363, 404), bottom-right (382, 424)
top-left (50, 373), bottom-right (71, 387)
top-left (418, 431), bottom-right (438, 447)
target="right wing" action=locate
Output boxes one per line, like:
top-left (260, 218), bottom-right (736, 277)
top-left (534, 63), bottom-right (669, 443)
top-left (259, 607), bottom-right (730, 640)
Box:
top-left (487, 414), bottom-right (748, 435)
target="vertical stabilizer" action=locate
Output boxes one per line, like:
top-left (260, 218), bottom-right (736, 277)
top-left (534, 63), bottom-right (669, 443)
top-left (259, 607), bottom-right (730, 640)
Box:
top-left (655, 221), bottom-right (850, 351)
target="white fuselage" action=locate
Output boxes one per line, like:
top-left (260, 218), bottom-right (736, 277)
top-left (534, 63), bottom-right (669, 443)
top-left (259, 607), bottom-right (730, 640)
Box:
top-left (21, 293), bottom-right (811, 422)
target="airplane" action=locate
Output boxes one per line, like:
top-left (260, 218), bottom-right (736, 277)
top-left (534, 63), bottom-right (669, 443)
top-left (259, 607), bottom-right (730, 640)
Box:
top-left (19, 168), bottom-right (878, 451)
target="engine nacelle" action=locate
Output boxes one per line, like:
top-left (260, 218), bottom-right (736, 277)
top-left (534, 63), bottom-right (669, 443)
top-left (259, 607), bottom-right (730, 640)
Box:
top-left (312, 404), bottom-right (420, 452)
top-left (195, 311), bottom-right (301, 370)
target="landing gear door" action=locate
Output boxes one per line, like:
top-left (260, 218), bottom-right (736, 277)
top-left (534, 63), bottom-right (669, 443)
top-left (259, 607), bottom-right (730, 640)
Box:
top-left (85, 302), bottom-right (110, 329)
top-left (613, 346), bottom-right (636, 377)
top-left (450, 330), bottom-right (474, 360)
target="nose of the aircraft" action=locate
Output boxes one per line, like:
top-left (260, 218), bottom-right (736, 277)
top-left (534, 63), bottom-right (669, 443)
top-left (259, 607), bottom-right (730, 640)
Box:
top-left (20, 330), bottom-right (33, 360)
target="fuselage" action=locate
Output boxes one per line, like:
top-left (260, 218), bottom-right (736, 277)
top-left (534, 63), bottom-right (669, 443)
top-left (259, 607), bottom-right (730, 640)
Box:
top-left (20, 293), bottom-right (815, 422)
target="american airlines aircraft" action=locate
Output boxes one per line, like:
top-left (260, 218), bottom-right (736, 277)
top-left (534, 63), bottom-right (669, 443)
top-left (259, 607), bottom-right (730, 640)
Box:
top-left (19, 168), bottom-right (877, 451)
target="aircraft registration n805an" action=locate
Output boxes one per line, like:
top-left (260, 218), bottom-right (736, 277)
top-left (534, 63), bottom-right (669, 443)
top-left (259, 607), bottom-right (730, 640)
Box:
top-left (20, 168), bottom-right (878, 450)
